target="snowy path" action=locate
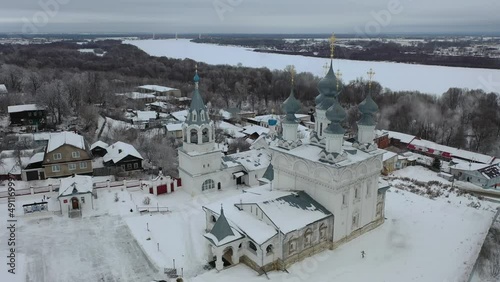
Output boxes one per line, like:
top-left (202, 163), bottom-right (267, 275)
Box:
top-left (14, 215), bottom-right (160, 282)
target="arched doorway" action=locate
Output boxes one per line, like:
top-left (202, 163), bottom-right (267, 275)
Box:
top-left (222, 247), bottom-right (233, 266)
top-left (217, 182), bottom-right (221, 190)
top-left (71, 197), bottom-right (79, 210)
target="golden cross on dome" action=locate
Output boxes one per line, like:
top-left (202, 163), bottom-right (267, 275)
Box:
top-left (290, 65), bottom-right (296, 85)
top-left (367, 68), bottom-right (375, 89)
top-left (329, 33), bottom-right (336, 59)
top-left (323, 62), bottom-right (329, 75)
top-left (335, 69), bottom-right (342, 91)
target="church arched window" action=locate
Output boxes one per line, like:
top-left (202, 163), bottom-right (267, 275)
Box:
top-left (304, 228), bottom-right (313, 247)
top-left (202, 128), bottom-right (209, 142)
top-left (202, 179), bottom-right (215, 191)
top-left (192, 112), bottom-right (197, 122)
top-left (190, 129), bottom-right (198, 144)
top-left (319, 223), bottom-right (327, 241)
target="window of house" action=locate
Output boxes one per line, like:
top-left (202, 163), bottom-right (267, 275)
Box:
top-left (127, 163), bottom-right (132, 170)
top-left (319, 224), bottom-right (327, 241)
top-left (266, 245), bottom-right (274, 255)
top-left (81, 197), bottom-right (85, 204)
top-left (68, 163), bottom-right (76, 170)
top-left (121, 165), bottom-right (125, 171)
top-left (342, 194), bottom-right (347, 206)
top-left (289, 239), bottom-right (297, 254)
top-left (133, 163), bottom-right (139, 169)
top-left (72, 151), bottom-right (80, 158)
top-left (192, 112), bottom-right (197, 122)
top-left (202, 179), bottom-right (215, 191)
top-left (352, 213), bottom-right (359, 229)
top-left (304, 229), bottom-right (313, 247)
top-left (248, 241), bottom-right (257, 253)
top-left (53, 153), bottom-right (62, 160)
top-left (52, 165), bottom-right (60, 172)
top-left (211, 215), bottom-right (217, 223)
top-left (80, 162), bottom-right (87, 169)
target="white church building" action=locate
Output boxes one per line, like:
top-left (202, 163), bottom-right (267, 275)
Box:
top-left (179, 62), bottom-right (389, 273)
top-left (177, 67), bottom-right (271, 196)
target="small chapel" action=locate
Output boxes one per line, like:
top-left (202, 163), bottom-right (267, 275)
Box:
top-left (178, 37), bottom-right (390, 273)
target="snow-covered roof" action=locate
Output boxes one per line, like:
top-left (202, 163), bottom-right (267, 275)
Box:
top-left (222, 149), bottom-right (270, 172)
top-left (409, 138), bottom-right (495, 164)
top-left (450, 161), bottom-right (489, 171)
top-left (133, 111), bottom-right (157, 122)
top-left (381, 150), bottom-right (398, 161)
top-left (0, 84), bottom-right (7, 94)
top-left (123, 92), bottom-right (156, 100)
top-left (217, 121), bottom-right (245, 138)
top-left (7, 104), bottom-right (44, 113)
top-left (385, 130), bottom-right (416, 144)
top-left (58, 175), bottom-right (93, 197)
top-left (28, 152), bottom-right (44, 164)
top-left (90, 141), bottom-right (109, 150)
top-left (170, 110), bottom-right (188, 122)
top-left (0, 157), bottom-right (29, 175)
top-left (47, 131), bottom-right (86, 153)
top-left (204, 188), bottom-right (332, 244)
top-left (478, 164), bottom-right (500, 180)
top-left (102, 141), bottom-right (143, 164)
top-left (272, 141), bottom-right (384, 169)
top-left (137, 85), bottom-right (178, 92)
top-left (242, 125), bottom-right (269, 136)
top-left (165, 123), bottom-right (183, 132)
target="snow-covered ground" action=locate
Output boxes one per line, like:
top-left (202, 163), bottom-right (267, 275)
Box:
top-left (1, 166), bottom-right (497, 281)
top-left (125, 39), bottom-right (500, 95)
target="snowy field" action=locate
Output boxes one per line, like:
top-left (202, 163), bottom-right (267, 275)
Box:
top-left (125, 39), bottom-right (500, 95)
top-left (0, 168), bottom-right (497, 281)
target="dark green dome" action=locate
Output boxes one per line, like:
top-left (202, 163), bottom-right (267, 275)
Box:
top-left (317, 62), bottom-right (338, 97)
top-left (358, 94), bottom-right (378, 114)
top-left (325, 99), bottom-right (346, 123)
top-left (282, 88), bottom-right (301, 123)
top-left (317, 96), bottom-right (335, 111)
top-left (193, 72), bottom-right (200, 83)
top-left (315, 93), bottom-right (324, 105)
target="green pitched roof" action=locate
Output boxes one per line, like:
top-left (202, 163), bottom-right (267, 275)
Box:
top-left (262, 163), bottom-right (274, 181)
top-left (209, 206), bottom-right (235, 243)
top-left (186, 71), bottom-right (210, 125)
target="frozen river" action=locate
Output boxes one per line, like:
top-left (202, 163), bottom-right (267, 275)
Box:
top-left (125, 39), bottom-right (500, 95)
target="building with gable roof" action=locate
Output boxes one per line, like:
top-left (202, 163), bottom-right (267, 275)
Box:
top-left (58, 175), bottom-right (94, 218)
top-left (42, 131), bottom-right (93, 178)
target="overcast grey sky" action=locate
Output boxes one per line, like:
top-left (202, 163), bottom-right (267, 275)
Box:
top-left (1, 0), bottom-right (499, 34)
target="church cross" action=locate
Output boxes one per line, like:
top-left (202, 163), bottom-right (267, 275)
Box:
top-left (323, 62), bottom-right (329, 75)
top-left (329, 33), bottom-right (336, 59)
top-left (335, 69), bottom-right (342, 91)
top-left (290, 65), bottom-right (296, 85)
top-left (367, 68), bottom-right (375, 89)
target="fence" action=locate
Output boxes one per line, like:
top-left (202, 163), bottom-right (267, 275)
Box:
top-left (0, 179), bottom-right (142, 198)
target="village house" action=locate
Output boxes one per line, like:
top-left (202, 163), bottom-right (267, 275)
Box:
top-left (137, 85), bottom-right (182, 100)
top-left (450, 162), bottom-right (500, 189)
top-left (57, 175), bottom-right (94, 218)
top-left (165, 123), bottom-right (183, 140)
top-left (42, 131), bottom-right (93, 179)
top-left (8, 104), bottom-right (46, 129)
top-left (119, 91), bottom-right (156, 103)
top-left (101, 141), bottom-right (143, 172)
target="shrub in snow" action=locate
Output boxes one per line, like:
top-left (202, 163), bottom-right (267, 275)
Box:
top-left (143, 196), bottom-right (151, 205)
top-left (114, 193), bottom-right (119, 202)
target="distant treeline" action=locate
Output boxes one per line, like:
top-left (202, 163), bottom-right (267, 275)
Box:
top-left (194, 38), bottom-right (500, 70)
top-left (0, 40), bottom-right (499, 157)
